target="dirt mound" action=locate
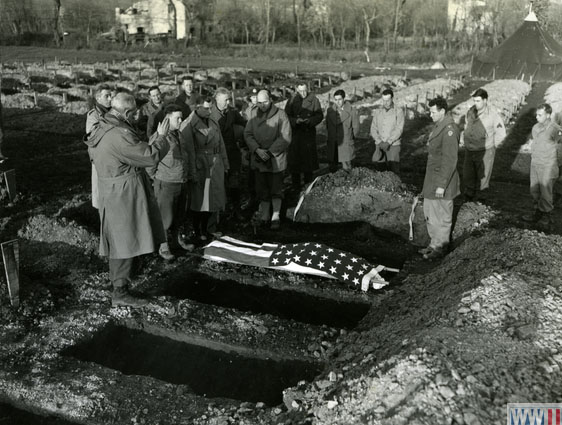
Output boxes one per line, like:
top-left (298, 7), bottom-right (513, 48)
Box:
top-left (292, 168), bottom-right (496, 247)
top-left (17, 215), bottom-right (101, 277)
top-left (280, 227), bottom-right (562, 424)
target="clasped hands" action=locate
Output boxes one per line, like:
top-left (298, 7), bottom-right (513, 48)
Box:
top-left (255, 148), bottom-right (271, 162)
top-left (379, 141), bottom-right (391, 152)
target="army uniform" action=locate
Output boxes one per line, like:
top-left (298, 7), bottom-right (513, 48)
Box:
top-left (422, 114), bottom-right (460, 252)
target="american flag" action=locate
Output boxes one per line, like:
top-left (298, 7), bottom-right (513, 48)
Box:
top-left (203, 236), bottom-right (394, 291)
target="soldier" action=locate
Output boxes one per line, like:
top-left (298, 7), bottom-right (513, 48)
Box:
top-left (461, 88), bottom-right (506, 201)
top-left (0, 97), bottom-right (6, 161)
top-left (210, 87), bottom-right (247, 219)
top-left (420, 97), bottom-right (460, 260)
top-left (370, 88), bottom-right (405, 175)
top-left (182, 97), bottom-right (229, 243)
top-left (86, 84), bottom-right (113, 209)
top-left (523, 103), bottom-right (562, 225)
top-left (285, 82), bottom-right (323, 190)
top-left (244, 90), bottom-right (292, 230)
top-left (148, 104), bottom-right (195, 261)
top-left (141, 85), bottom-right (163, 138)
top-left (326, 89), bottom-right (359, 172)
top-left (85, 92), bottom-right (170, 307)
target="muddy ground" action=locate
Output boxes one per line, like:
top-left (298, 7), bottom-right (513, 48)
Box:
top-left (0, 72), bottom-right (561, 425)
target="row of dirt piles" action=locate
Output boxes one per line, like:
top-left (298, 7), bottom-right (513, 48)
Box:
top-left (292, 168), bottom-right (496, 247)
top-left (451, 79), bottom-right (531, 129)
top-left (0, 60), bottom-right (349, 117)
top-left (271, 227), bottom-right (562, 425)
top-left (313, 76), bottom-right (464, 144)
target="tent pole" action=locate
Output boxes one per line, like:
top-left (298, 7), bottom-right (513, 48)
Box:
top-left (470, 55), bottom-right (474, 77)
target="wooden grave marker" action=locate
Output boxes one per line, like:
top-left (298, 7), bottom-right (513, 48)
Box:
top-left (2, 239), bottom-right (19, 307)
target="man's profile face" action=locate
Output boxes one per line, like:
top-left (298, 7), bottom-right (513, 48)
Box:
top-left (536, 108), bottom-right (550, 125)
top-left (167, 111), bottom-right (183, 131)
top-left (197, 101), bottom-right (212, 118)
top-left (149, 89), bottom-right (162, 105)
top-left (296, 85), bottom-right (308, 99)
top-left (334, 95), bottom-right (344, 108)
top-left (215, 93), bottom-right (229, 111)
top-left (97, 90), bottom-right (113, 109)
top-left (182, 80), bottom-right (194, 95)
top-left (473, 96), bottom-right (486, 111)
top-left (429, 105), bottom-right (444, 123)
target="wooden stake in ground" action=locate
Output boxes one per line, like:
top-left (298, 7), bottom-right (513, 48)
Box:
top-left (4, 169), bottom-right (16, 202)
top-left (1, 239), bottom-right (20, 307)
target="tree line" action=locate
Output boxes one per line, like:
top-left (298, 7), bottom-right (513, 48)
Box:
top-left (0, 0), bottom-right (560, 59)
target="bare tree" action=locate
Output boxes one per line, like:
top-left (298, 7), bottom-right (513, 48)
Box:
top-left (53, 0), bottom-right (64, 46)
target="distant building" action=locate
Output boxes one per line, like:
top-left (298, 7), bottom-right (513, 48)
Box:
top-left (115, 0), bottom-right (196, 41)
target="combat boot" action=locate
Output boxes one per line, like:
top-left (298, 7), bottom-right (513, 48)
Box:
top-left (111, 285), bottom-right (148, 308)
top-left (522, 210), bottom-right (544, 223)
top-left (158, 242), bottom-right (176, 261)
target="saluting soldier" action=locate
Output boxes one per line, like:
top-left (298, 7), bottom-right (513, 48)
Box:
top-left (420, 96), bottom-right (460, 260)
top-left (85, 92), bottom-right (170, 307)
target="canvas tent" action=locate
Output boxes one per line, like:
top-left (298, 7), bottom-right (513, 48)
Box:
top-left (471, 11), bottom-right (562, 81)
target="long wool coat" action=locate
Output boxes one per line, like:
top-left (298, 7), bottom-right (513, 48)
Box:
top-left (326, 101), bottom-right (360, 163)
top-left (422, 114), bottom-right (460, 200)
top-left (285, 93), bottom-right (323, 173)
top-left (84, 112), bottom-right (169, 259)
top-left (182, 112), bottom-right (229, 212)
top-left (210, 104), bottom-right (246, 172)
top-left (243, 104), bottom-right (292, 173)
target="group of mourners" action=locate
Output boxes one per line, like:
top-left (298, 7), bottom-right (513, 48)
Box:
top-left (82, 77), bottom-right (561, 307)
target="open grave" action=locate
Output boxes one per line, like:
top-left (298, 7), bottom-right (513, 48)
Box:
top-left (3, 55), bottom-right (562, 424)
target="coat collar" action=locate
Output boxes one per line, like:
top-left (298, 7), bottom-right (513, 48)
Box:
top-left (330, 101), bottom-right (351, 120)
top-left (257, 104), bottom-right (280, 120)
top-left (191, 111), bottom-right (218, 132)
top-left (429, 114), bottom-right (455, 138)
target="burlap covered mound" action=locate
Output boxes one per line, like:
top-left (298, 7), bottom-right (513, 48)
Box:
top-left (291, 168), bottom-right (496, 247)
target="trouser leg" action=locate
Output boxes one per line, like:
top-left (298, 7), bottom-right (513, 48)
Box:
top-left (463, 150), bottom-right (477, 199)
top-left (291, 173), bottom-right (301, 189)
top-left (423, 198), bottom-right (454, 250)
top-left (109, 257), bottom-right (134, 287)
top-left (386, 145), bottom-right (401, 175)
top-left (530, 164), bottom-right (541, 210)
top-left (480, 147), bottom-right (496, 190)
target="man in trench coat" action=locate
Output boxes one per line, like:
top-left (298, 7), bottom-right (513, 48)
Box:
top-left (85, 92), bottom-right (170, 307)
top-left (244, 90), bottom-right (292, 230)
top-left (420, 97), bottom-right (460, 260)
top-left (285, 82), bottom-right (323, 190)
top-left (326, 89), bottom-right (359, 172)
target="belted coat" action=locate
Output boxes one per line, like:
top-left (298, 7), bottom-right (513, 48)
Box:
top-left (84, 112), bottom-right (169, 259)
top-left (182, 112), bottom-right (229, 212)
top-left (422, 114), bottom-right (461, 200)
top-left (326, 101), bottom-right (359, 163)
